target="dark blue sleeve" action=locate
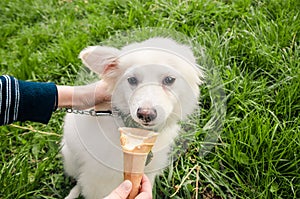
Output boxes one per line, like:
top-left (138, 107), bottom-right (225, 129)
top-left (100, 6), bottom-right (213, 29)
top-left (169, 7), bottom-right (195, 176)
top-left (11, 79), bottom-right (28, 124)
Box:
top-left (17, 79), bottom-right (58, 124)
top-left (0, 75), bottom-right (58, 125)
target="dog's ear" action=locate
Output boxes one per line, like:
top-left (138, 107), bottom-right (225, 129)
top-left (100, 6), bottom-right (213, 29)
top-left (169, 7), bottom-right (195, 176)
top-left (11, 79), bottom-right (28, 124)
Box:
top-left (79, 46), bottom-right (120, 75)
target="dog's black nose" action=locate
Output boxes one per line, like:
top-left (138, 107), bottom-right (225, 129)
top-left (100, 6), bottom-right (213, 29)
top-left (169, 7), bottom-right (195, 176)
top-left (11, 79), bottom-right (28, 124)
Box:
top-left (137, 108), bottom-right (157, 123)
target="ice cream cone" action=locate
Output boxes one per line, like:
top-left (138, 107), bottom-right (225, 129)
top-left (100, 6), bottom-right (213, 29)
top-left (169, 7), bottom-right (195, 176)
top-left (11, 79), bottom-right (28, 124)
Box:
top-left (119, 127), bottom-right (158, 199)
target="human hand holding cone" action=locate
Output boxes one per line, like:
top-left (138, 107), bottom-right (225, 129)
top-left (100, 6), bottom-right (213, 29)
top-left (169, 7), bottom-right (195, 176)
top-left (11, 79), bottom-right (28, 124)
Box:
top-left (119, 127), bottom-right (158, 199)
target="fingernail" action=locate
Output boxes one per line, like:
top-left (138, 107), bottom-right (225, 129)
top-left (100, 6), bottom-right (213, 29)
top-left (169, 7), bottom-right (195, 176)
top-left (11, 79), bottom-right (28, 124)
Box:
top-left (122, 180), bottom-right (132, 191)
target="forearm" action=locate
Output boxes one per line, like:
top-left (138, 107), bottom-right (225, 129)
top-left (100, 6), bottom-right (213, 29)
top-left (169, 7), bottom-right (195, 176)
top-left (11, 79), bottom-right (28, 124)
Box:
top-left (56, 85), bottom-right (93, 109)
top-left (56, 86), bottom-right (74, 108)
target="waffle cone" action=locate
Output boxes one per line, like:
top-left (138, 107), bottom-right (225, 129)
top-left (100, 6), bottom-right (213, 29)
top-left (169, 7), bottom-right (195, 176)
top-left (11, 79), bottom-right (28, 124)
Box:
top-left (119, 127), bottom-right (158, 199)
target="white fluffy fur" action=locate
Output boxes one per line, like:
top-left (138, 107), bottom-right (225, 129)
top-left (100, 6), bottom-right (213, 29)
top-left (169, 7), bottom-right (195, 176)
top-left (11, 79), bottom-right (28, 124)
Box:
top-left (62, 38), bottom-right (203, 198)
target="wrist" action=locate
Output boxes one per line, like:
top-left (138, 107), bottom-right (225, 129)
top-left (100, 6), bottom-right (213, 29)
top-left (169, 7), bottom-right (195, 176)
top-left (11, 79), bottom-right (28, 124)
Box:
top-left (57, 86), bottom-right (74, 108)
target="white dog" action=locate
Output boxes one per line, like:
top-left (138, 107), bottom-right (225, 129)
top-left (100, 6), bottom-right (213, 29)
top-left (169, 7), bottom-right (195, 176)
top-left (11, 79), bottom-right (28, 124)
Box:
top-left (62, 38), bottom-right (203, 198)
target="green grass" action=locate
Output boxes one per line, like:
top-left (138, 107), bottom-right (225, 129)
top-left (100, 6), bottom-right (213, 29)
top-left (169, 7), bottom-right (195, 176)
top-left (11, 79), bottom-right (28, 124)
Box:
top-left (1, 0), bottom-right (300, 198)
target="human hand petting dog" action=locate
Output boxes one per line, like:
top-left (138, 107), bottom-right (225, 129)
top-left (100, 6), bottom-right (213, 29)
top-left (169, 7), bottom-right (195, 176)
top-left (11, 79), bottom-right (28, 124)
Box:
top-left (57, 80), bottom-right (111, 109)
top-left (104, 174), bottom-right (152, 199)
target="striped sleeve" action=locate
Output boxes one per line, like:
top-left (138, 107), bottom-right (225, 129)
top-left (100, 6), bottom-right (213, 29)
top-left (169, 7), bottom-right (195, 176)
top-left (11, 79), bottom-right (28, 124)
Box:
top-left (0, 75), bottom-right (20, 125)
top-left (0, 75), bottom-right (58, 126)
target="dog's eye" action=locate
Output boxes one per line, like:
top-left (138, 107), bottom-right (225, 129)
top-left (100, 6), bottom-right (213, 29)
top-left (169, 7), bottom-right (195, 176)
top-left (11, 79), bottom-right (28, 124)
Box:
top-left (162, 76), bottom-right (176, 86)
top-left (127, 77), bottom-right (138, 86)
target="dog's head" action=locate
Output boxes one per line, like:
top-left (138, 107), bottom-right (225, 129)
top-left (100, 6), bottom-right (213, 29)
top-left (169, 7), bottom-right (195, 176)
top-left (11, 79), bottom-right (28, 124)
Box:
top-left (79, 38), bottom-right (203, 130)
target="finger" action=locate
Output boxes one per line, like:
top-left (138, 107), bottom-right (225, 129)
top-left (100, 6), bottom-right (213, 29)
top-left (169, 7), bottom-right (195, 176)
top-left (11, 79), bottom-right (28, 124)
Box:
top-left (135, 192), bottom-right (152, 199)
top-left (94, 82), bottom-right (111, 104)
top-left (135, 174), bottom-right (152, 199)
top-left (104, 180), bottom-right (132, 199)
top-left (140, 174), bottom-right (152, 193)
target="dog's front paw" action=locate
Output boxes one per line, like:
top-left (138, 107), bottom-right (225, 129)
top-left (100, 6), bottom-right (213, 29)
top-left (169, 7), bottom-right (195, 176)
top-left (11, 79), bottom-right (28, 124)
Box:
top-left (65, 184), bottom-right (80, 199)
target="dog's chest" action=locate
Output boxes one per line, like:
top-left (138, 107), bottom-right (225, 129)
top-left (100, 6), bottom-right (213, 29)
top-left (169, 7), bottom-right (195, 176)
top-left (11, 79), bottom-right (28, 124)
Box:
top-left (66, 114), bottom-right (124, 170)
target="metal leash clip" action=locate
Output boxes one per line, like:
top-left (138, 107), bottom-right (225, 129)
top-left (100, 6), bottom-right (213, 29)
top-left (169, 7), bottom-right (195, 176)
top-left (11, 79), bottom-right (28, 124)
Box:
top-left (60, 108), bottom-right (113, 117)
